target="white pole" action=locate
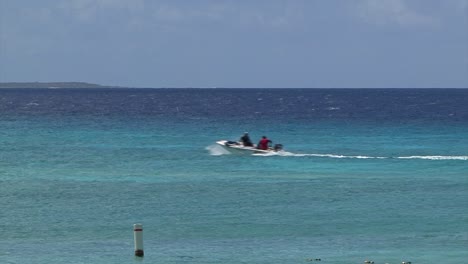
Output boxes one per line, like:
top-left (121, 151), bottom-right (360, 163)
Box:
top-left (134, 224), bottom-right (144, 257)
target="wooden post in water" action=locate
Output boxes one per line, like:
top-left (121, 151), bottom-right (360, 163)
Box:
top-left (134, 224), bottom-right (144, 257)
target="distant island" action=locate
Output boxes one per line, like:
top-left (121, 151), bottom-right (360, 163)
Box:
top-left (0, 82), bottom-right (120, 89)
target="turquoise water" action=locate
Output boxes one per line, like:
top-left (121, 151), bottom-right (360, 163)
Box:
top-left (1, 89), bottom-right (467, 263)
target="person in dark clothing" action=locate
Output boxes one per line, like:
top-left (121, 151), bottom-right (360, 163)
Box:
top-left (240, 132), bottom-right (253, 147)
top-left (257, 136), bottom-right (272, 150)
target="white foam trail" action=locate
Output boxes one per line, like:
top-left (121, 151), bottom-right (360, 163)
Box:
top-left (253, 152), bottom-right (467, 160)
top-left (272, 152), bottom-right (388, 159)
top-left (206, 145), bottom-right (231, 156)
top-left (206, 145), bottom-right (467, 161)
top-left (252, 152), bottom-right (282, 156)
top-left (397, 156), bottom-right (468, 161)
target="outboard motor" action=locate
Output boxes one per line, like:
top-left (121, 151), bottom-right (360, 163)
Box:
top-left (273, 144), bottom-right (283, 151)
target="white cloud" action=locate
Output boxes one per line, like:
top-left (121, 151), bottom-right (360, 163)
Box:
top-left (356, 0), bottom-right (439, 28)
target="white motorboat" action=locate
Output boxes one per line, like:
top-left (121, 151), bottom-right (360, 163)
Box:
top-left (216, 140), bottom-right (283, 154)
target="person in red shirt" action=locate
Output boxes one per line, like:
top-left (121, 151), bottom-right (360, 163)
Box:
top-left (257, 136), bottom-right (272, 150)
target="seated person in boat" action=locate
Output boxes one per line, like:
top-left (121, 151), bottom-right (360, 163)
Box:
top-left (257, 136), bottom-right (272, 150)
top-left (240, 132), bottom-right (254, 147)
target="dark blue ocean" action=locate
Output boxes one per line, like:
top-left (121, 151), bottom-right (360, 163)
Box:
top-left (1, 88), bottom-right (467, 264)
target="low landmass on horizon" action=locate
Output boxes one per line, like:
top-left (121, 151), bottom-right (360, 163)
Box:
top-left (0, 82), bottom-right (119, 89)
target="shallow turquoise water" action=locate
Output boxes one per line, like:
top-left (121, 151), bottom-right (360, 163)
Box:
top-left (1, 89), bottom-right (467, 263)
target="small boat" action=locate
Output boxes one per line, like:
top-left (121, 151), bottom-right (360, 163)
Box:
top-left (216, 140), bottom-right (283, 154)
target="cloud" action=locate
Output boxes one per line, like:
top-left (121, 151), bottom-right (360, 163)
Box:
top-left (2, 0), bottom-right (313, 36)
top-left (48, 0), bottom-right (305, 33)
top-left (236, 2), bottom-right (305, 30)
top-left (456, 0), bottom-right (468, 13)
top-left (19, 7), bottom-right (53, 24)
top-left (152, 3), bottom-right (228, 23)
top-left (57, 0), bottom-right (145, 22)
top-left (459, 0), bottom-right (468, 9)
top-left (356, 0), bottom-right (439, 28)
top-left (150, 1), bottom-right (304, 30)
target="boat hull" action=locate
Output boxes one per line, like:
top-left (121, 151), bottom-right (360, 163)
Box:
top-left (216, 140), bottom-right (279, 154)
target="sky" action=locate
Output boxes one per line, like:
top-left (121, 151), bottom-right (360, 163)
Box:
top-left (0, 0), bottom-right (467, 88)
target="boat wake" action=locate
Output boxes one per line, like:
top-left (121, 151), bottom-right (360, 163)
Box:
top-left (277, 153), bottom-right (468, 160)
top-left (395, 155), bottom-right (468, 161)
top-left (205, 144), bottom-right (231, 156)
top-left (206, 145), bottom-right (468, 161)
